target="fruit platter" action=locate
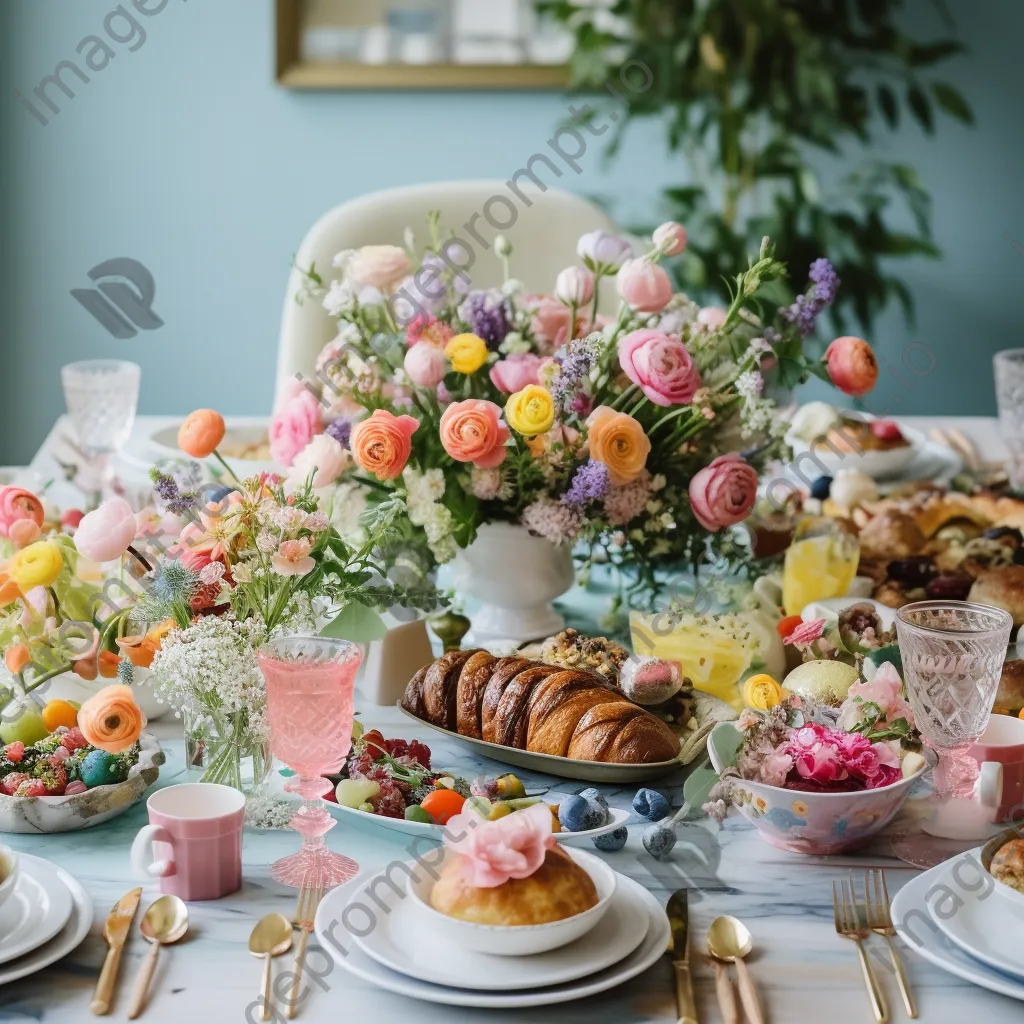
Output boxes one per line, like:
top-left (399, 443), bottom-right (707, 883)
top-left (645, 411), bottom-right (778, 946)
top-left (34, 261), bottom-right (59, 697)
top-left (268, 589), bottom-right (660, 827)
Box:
top-left (325, 728), bottom-right (630, 846)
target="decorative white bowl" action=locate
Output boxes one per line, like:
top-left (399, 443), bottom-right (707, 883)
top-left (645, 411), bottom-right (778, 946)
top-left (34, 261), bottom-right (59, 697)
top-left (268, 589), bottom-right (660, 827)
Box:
top-left (708, 722), bottom-right (925, 855)
top-left (786, 421), bottom-right (924, 481)
top-left (0, 731), bottom-right (164, 834)
top-left (0, 843), bottom-right (19, 915)
top-left (407, 846), bottom-right (616, 956)
top-left (981, 828), bottom-right (1024, 914)
top-left (149, 421), bottom-right (279, 478)
top-left (42, 669), bottom-right (169, 722)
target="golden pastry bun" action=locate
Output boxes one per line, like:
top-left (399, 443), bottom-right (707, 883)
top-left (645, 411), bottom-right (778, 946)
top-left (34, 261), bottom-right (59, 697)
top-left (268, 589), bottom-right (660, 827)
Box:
top-left (991, 838), bottom-right (1024, 894)
top-left (430, 846), bottom-right (598, 926)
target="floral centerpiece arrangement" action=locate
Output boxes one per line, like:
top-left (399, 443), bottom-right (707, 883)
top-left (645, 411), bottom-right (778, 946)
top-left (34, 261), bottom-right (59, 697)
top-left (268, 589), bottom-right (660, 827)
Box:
top-left (0, 413), bottom-right (437, 800)
top-left (274, 213), bottom-right (878, 606)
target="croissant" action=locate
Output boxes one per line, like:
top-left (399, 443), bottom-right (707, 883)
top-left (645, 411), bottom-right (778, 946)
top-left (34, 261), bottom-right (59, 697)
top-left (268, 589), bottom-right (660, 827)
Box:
top-left (401, 652), bottom-right (679, 765)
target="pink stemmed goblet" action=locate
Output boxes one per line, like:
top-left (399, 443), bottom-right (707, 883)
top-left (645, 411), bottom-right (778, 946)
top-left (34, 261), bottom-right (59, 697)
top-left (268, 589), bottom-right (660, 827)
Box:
top-left (257, 636), bottom-right (362, 887)
top-left (892, 600), bottom-right (1012, 868)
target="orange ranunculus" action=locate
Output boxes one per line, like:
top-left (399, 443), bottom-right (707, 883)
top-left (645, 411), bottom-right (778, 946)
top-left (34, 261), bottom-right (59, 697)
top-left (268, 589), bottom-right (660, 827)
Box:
top-left (5, 644), bottom-right (31, 675)
top-left (98, 651), bottom-right (122, 678)
top-left (824, 336), bottom-right (878, 397)
top-left (586, 406), bottom-right (651, 485)
top-left (0, 573), bottom-right (20, 606)
top-left (439, 400), bottom-right (510, 469)
top-left (178, 409), bottom-right (226, 459)
top-left (350, 409), bottom-right (419, 480)
top-left (77, 684), bottom-right (145, 753)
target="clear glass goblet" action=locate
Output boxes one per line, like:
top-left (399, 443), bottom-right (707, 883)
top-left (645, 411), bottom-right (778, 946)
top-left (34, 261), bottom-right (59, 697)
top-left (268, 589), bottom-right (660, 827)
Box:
top-left (892, 600), bottom-right (1012, 867)
top-left (257, 636), bottom-right (362, 887)
top-left (60, 359), bottom-right (141, 502)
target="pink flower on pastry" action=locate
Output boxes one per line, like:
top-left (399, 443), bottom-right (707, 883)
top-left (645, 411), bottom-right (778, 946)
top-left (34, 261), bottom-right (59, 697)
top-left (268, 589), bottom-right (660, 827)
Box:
top-left (784, 618), bottom-right (827, 647)
top-left (442, 802), bottom-right (556, 888)
top-left (618, 329), bottom-right (702, 407)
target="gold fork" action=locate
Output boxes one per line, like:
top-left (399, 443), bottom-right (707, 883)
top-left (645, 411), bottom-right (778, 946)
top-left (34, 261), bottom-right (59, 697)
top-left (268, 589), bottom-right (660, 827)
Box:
top-left (286, 878), bottom-right (327, 1019)
top-left (865, 870), bottom-right (916, 1019)
top-left (833, 877), bottom-right (888, 1023)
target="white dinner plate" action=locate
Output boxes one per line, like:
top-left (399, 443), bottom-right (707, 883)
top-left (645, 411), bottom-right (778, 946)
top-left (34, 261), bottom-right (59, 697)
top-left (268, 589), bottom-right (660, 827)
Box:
top-left (891, 851), bottom-right (1024, 1001)
top-left (349, 867), bottom-right (648, 990)
top-left (314, 869), bottom-right (670, 1008)
top-left (330, 795), bottom-right (630, 846)
top-left (0, 855), bottom-right (74, 965)
top-left (928, 856), bottom-right (1024, 981)
top-left (396, 705), bottom-right (686, 782)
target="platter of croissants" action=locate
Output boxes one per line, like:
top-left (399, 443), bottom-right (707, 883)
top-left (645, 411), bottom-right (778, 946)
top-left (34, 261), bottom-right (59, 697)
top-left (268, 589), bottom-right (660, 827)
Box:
top-left (399, 632), bottom-right (737, 782)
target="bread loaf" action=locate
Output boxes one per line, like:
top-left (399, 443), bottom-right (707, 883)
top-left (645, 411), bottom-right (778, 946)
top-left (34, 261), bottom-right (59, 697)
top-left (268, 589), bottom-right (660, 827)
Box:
top-left (400, 652), bottom-right (680, 765)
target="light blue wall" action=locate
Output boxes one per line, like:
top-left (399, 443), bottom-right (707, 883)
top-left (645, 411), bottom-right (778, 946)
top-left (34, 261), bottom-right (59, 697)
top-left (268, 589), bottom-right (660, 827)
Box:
top-left (1, 0), bottom-right (1021, 465)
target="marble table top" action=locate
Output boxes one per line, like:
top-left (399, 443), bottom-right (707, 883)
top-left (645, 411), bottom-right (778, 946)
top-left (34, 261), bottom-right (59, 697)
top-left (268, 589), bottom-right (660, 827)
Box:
top-left (2, 704), bottom-right (1022, 1024)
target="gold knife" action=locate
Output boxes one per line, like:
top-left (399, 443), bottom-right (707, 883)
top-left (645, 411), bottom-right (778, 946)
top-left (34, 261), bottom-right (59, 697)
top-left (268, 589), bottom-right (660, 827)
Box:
top-left (667, 888), bottom-right (699, 1024)
top-left (91, 887), bottom-right (143, 1016)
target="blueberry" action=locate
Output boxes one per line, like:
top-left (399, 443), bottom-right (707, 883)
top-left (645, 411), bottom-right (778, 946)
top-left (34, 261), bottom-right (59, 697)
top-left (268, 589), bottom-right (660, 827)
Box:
top-left (592, 826), bottom-right (628, 852)
top-left (642, 821), bottom-right (677, 860)
top-left (559, 794), bottom-right (608, 831)
top-left (632, 788), bottom-right (670, 821)
top-left (809, 476), bottom-right (833, 500)
top-left (579, 787), bottom-right (608, 810)
top-left (204, 484), bottom-right (235, 504)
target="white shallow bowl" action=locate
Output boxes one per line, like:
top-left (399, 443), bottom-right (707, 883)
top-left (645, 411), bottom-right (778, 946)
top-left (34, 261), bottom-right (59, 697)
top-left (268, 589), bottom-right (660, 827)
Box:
top-left (800, 597), bottom-right (897, 631)
top-left (329, 796), bottom-right (630, 845)
top-left (0, 843), bottom-right (18, 916)
top-left (786, 421), bottom-right (924, 481)
top-left (149, 421), bottom-right (279, 478)
top-left (42, 669), bottom-right (169, 722)
top-left (407, 846), bottom-right (616, 956)
top-left (0, 731), bottom-right (164, 833)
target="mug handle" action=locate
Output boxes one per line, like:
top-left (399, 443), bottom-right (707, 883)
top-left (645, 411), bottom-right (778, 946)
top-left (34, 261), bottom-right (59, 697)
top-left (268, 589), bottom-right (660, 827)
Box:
top-left (131, 824), bottom-right (176, 878)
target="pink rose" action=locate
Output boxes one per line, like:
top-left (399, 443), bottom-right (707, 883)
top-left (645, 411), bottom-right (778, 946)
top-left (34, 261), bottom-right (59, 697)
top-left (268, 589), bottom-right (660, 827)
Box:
top-left (697, 306), bottom-right (728, 330)
top-left (269, 389), bottom-right (322, 467)
top-left (289, 434), bottom-right (349, 488)
top-left (616, 258), bottom-right (673, 312)
top-left (784, 618), bottom-right (827, 647)
top-left (405, 313), bottom-right (454, 348)
top-left (404, 341), bottom-right (447, 388)
top-left (443, 802), bottom-right (556, 888)
top-left (73, 498), bottom-right (138, 563)
top-left (837, 662), bottom-right (915, 731)
top-left (554, 267), bottom-right (594, 306)
top-left (526, 295), bottom-right (590, 349)
top-left (688, 454), bottom-right (758, 532)
top-left (653, 221), bottom-right (688, 256)
top-left (489, 353), bottom-right (545, 394)
top-left (782, 724), bottom-right (847, 785)
top-left (347, 245), bottom-right (411, 291)
top-left (618, 329), bottom-right (702, 407)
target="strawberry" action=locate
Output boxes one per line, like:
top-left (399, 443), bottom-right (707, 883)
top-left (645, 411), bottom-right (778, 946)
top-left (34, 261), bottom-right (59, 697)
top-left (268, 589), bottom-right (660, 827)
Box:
top-left (0, 772), bottom-right (29, 795)
top-left (3, 741), bottom-right (25, 764)
top-left (870, 419), bottom-right (904, 443)
top-left (15, 779), bottom-right (47, 798)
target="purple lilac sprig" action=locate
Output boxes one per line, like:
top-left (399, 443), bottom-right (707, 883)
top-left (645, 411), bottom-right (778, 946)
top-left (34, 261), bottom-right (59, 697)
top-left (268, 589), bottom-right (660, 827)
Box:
top-left (457, 289), bottom-right (511, 349)
top-left (551, 333), bottom-right (602, 413)
top-left (324, 417), bottom-right (352, 449)
top-left (562, 459), bottom-right (610, 507)
top-left (150, 470), bottom-right (198, 518)
top-left (781, 257), bottom-right (840, 337)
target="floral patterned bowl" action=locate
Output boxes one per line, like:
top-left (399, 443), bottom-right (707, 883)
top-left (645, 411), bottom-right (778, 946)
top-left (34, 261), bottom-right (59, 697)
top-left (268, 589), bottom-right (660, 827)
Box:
top-left (0, 731), bottom-right (164, 834)
top-left (708, 723), bottom-right (925, 855)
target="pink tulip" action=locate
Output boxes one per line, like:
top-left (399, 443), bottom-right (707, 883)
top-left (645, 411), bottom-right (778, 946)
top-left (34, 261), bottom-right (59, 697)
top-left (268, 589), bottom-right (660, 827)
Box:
top-left (73, 498), bottom-right (138, 563)
top-left (554, 266), bottom-right (595, 306)
top-left (347, 245), bottom-right (412, 291)
top-left (616, 258), bottom-right (673, 312)
top-left (653, 221), bottom-right (688, 256)
top-left (489, 353), bottom-right (544, 394)
top-left (289, 434), bottom-right (349, 489)
top-left (697, 306), bottom-right (728, 330)
top-left (404, 341), bottom-right (447, 388)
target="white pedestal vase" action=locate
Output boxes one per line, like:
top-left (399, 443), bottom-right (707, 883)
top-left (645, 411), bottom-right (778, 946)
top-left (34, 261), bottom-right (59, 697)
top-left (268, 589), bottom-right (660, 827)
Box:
top-left (452, 523), bottom-right (575, 645)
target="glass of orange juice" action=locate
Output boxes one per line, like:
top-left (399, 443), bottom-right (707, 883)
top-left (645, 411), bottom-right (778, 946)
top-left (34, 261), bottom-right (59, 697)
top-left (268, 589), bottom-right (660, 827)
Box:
top-left (781, 517), bottom-right (860, 616)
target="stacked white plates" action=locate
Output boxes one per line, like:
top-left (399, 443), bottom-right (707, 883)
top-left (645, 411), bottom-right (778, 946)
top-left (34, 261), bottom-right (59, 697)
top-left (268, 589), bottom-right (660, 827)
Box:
top-left (313, 858), bottom-right (669, 1008)
top-left (0, 854), bottom-right (94, 985)
top-left (892, 848), bottom-right (1024, 1001)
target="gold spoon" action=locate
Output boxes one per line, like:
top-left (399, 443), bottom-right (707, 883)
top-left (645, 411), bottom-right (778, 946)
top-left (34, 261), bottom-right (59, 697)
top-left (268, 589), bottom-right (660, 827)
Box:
top-left (127, 896), bottom-right (189, 1019)
top-left (707, 916), bottom-right (765, 1024)
top-left (249, 914), bottom-right (293, 1022)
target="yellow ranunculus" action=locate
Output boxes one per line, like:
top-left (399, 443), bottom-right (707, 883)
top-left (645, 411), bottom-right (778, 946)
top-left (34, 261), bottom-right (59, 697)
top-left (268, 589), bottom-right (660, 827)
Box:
top-left (8, 541), bottom-right (64, 591)
top-left (505, 385), bottom-right (555, 438)
top-left (444, 333), bottom-right (488, 375)
top-left (741, 673), bottom-right (784, 711)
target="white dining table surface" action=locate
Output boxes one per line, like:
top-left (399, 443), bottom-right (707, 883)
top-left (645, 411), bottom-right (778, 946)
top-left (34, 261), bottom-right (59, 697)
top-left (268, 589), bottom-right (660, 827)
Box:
top-left (0, 414), bottom-right (1020, 1024)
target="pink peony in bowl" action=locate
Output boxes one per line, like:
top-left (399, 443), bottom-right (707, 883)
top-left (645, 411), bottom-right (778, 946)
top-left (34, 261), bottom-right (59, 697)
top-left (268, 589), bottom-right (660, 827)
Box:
top-left (708, 722), bottom-right (926, 855)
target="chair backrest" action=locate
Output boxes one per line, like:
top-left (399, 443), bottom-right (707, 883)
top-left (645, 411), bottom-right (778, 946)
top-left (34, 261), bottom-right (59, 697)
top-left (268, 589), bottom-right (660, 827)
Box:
top-left (274, 179), bottom-right (618, 409)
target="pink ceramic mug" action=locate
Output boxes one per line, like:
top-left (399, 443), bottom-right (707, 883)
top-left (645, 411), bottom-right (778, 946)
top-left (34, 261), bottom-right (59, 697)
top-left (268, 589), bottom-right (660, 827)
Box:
top-left (971, 715), bottom-right (1024, 823)
top-left (130, 784), bottom-right (245, 901)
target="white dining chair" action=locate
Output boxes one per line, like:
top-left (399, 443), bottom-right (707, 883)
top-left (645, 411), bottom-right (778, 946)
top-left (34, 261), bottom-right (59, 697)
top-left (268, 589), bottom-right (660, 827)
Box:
top-left (274, 179), bottom-right (619, 409)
